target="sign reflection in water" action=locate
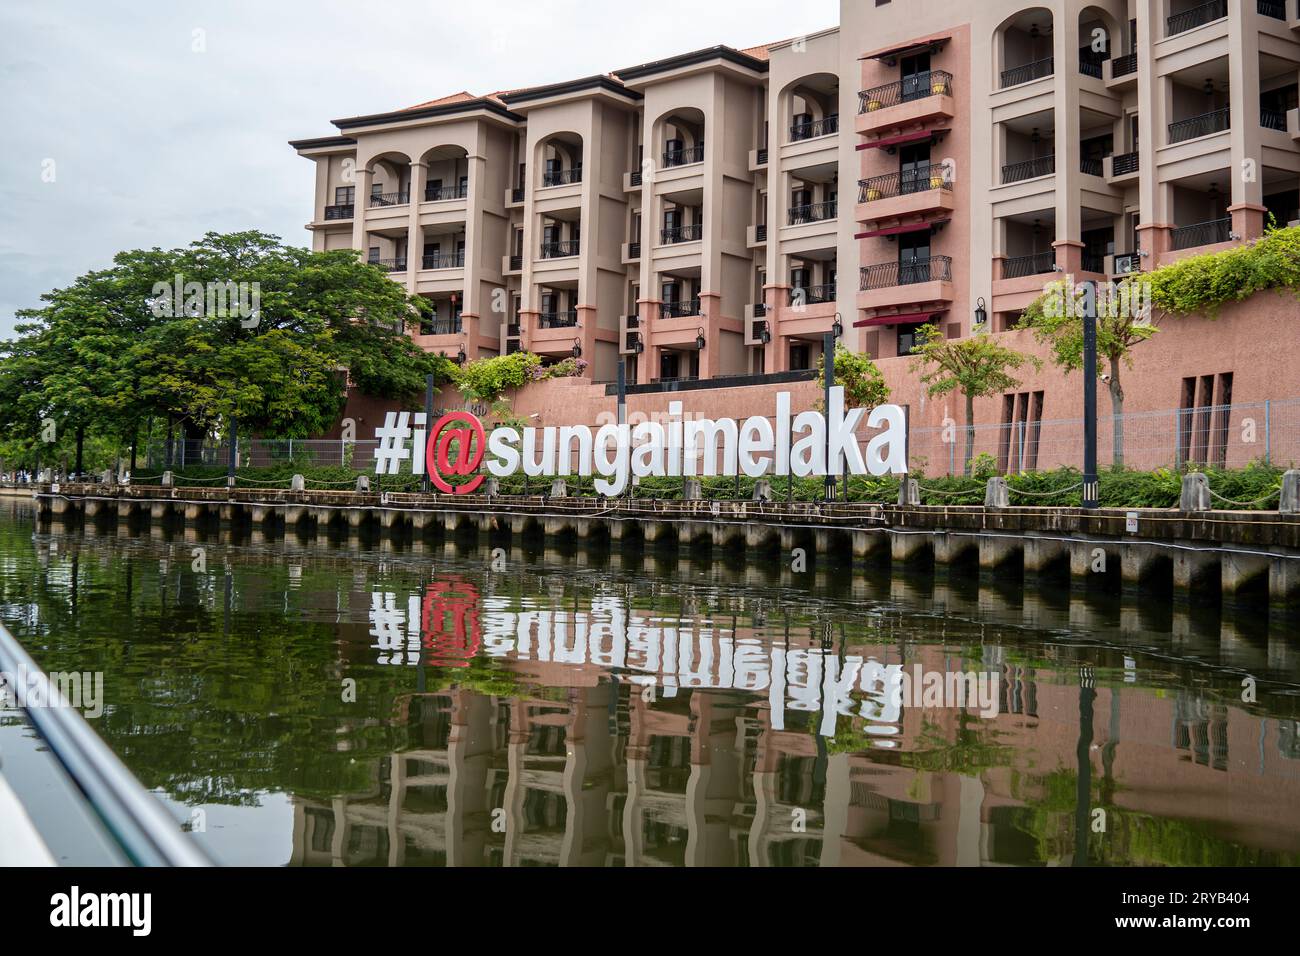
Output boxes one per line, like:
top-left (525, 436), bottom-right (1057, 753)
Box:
top-left (6, 503), bottom-right (1300, 868)
top-left (367, 579), bottom-right (1004, 742)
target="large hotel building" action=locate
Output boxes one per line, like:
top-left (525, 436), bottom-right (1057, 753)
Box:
top-left (291, 0), bottom-right (1300, 387)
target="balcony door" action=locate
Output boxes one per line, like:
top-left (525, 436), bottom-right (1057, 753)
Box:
top-left (900, 52), bottom-right (931, 102)
top-left (899, 143), bottom-right (931, 195)
top-left (899, 232), bottom-right (931, 284)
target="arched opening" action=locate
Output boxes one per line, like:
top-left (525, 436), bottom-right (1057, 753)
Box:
top-left (655, 107), bottom-right (705, 168)
top-left (365, 151), bottom-right (413, 207)
top-left (784, 73), bottom-right (839, 142)
top-left (419, 145), bottom-right (470, 202)
top-left (537, 132), bottom-right (583, 187)
top-left (1078, 6), bottom-right (1119, 79)
top-left (996, 8), bottom-right (1054, 89)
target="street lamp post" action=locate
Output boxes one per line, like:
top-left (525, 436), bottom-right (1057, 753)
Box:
top-left (823, 330), bottom-right (836, 502)
top-left (1082, 281), bottom-right (1099, 508)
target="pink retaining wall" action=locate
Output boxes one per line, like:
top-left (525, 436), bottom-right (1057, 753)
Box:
top-left (338, 294), bottom-right (1300, 475)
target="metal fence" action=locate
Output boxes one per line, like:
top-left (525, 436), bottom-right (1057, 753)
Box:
top-left (142, 397), bottom-right (1300, 480)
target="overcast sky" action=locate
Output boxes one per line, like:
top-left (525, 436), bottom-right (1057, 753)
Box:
top-left (0, 0), bottom-right (838, 339)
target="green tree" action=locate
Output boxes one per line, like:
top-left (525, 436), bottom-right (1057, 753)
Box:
top-left (1018, 277), bottom-right (1156, 467)
top-left (815, 344), bottom-right (890, 409)
top-left (909, 325), bottom-right (1040, 475)
top-left (1, 231), bottom-right (458, 468)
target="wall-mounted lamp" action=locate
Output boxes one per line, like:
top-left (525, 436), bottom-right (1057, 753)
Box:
top-left (974, 297), bottom-right (987, 327)
top-left (759, 324), bottom-right (771, 345)
top-left (695, 327), bottom-right (706, 351)
top-left (831, 312), bottom-right (844, 339)
top-left (634, 331), bottom-right (645, 354)
top-left (456, 345), bottom-right (467, 364)
top-left (571, 338), bottom-right (583, 359)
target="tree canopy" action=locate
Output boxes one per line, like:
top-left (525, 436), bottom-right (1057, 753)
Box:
top-left (0, 231), bottom-right (458, 468)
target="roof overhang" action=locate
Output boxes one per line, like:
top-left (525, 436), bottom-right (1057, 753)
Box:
top-left (614, 45), bottom-right (768, 86)
top-left (288, 135), bottom-right (358, 152)
top-left (502, 75), bottom-right (642, 109)
top-left (333, 97), bottom-right (522, 131)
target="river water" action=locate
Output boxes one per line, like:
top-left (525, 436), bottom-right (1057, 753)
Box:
top-left (3, 498), bottom-right (1298, 867)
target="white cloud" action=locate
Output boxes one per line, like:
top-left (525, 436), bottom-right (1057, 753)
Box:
top-left (0, 0), bottom-right (837, 338)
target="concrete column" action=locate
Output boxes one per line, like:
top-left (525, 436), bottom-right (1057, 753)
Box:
top-left (1023, 536), bottom-right (1067, 575)
top-left (1270, 556), bottom-right (1300, 608)
top-left (406, 161), bottom-right (427, 293)
top-left (351, 167), bottom-right (373, 255)
top-left (1173, 549), bottom-right (1219, 594)
top-left (978, 536), bottom-right (1023, 572)
top-left (890, 531), bottom-right (931, 564)
top-left (1120, 544), bottom-right (1168, 590)
top-left (934, 533), bottom-right (978, 566)
top-left (1220, 551), bottom-right (1270, 601)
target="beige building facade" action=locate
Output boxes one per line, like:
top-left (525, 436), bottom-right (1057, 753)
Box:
top-left (292, 0), bottom-right (1300, 385)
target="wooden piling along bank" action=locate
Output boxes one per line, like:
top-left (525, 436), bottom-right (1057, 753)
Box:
top-left (29, 479), bottom-right (1300, 610)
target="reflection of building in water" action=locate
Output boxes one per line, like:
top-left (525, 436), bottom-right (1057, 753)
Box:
top-left (289, 655), bottom-right (1300, 866)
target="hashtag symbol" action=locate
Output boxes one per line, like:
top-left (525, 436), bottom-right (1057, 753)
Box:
top-left (373, 412), bottom-right (412, 475)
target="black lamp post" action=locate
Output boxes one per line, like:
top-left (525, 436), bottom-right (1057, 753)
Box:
top-left (1082, 281), bottom-right (1099, 508)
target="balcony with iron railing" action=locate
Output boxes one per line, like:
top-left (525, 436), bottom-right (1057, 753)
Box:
top-left (420, 316), bottom-right (462, 336)
top-left (860, 256), bottom-right (953, 290)
top-left (1262, 108), bottom-right (1287, 131)
top-left (624, 329), bottom-right (643, 353)
top-left (1000, 57), bottom-right (1053, 90)
top-left (857, 71), bottom-right (954, 135)
top-left (421, 251), bottom-right (464, 270)
top-left (1111, 53), bottom-right (1137, 78)
top-left (660, 298), bottom-right (701, 319)
top-left (323, 203), bottom-right (354, 220)
top-left (1079, 51), bottom-right (1106, 79)
top-left (369, 190), bottom-right (410, 208)
top-left (1080, 157), bottom-right (1104, 177)
top-left (859, 71), bottom-right (954, 112)
top-left (752, 303), bottom-right (767, 317)
top-left (369, 257), bottom-right (407, 273)
top-left (1171, 217), bottom-right (1231, 250)
top-left (1257, 0), bottom-right (1285, 18)
top-left (1111, 151), bottom-right (1140, 177)
top-left (628, 241), bottom-right (641, 258)
top-left (508, 254), bottom-right (522, 271)
top-left (1002, 154), bottom-right (1055, 184)
top-left (1081, 252), bottom-right (1106, 274)
top-left (538, 310), bottom-right (578, 329)
top-left (859, 164), bottom-right (952, 202)
top-left (1168, 107), bottom-right (1230, 144)
top-left (541, 166), bottom-right (582, 187)
top-left (510, 186), bottom-right (525, 204)
top-left (756, 223), bottom-right (767, 242)
top-left (662, 145), bottom-right (704, 168)
top-left (1001, 251), bottom-right (1056, 279)
top-left (661, 223), bottom-right (703, 244)
top-left (790, 115), bottom-right (839, 142)
top-left (796, 283), bottom-right (837, 305)
top-left (424, 183), bottom-right (468, 202)
top-left (1167, 0), bottom-right (1227, 36)
top-left (788, 200), bottom-right (837, 226)
top-left (539, 240), bottom-right (580, 259)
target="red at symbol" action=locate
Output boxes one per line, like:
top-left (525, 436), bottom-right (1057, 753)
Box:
top-left (426, 411), bottom-right (486, 495)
